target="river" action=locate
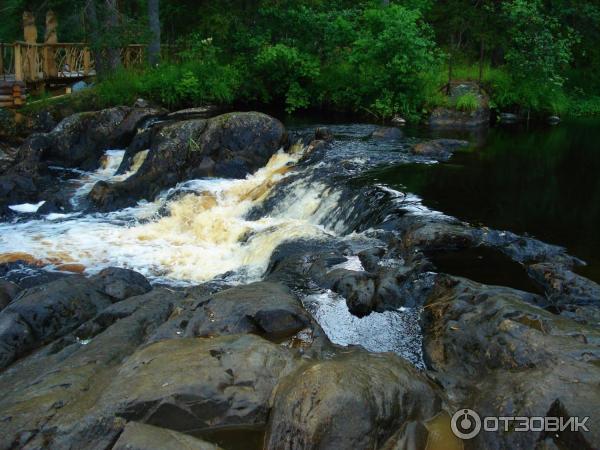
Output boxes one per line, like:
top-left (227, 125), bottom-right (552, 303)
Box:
top-left (357, 118), bottom-right (600, 283)
top-left (1, 116), bottom-right (598, 369)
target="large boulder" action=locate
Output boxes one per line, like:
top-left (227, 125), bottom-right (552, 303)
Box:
top-left (88, 111), bottom-right (288, 211)
top-left (322, 268), bottom-right (377, 317)
top-left (34, 106), bottom-right (165, 170)
top-left (0, 106), bottom-right (165, 212)
top-left (429, 82), bottom-right (490, 128)
top-left (265, 350), bottom-right (442, 450)
top-left (113, 422), bottom-right (221, 450)
top-left (0, 276), bottom-right (113, 369)
top-left (422, 276), bottom-right (600, 450)
top-left (99, 334), bottom-right (299, 432)
top-left (371, 127), bottom-right (403, 140)
top-left (0, 288), bottom-right (177, 449)
top-left (411, 139), bottom-right (468, 160)
top-left (183, 281), bottom-right (312, 341)
top-left (89, 267), bottom-right (152, 301)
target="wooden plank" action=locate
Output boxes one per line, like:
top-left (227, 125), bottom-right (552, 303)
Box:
top-left (0, 95), bottom-right (26, 101)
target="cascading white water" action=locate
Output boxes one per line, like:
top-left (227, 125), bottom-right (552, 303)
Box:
top-left (0, 128), bottom-right (428, 364)
top-left (0, 145), bottom-right (341, 284)
top-left (69, 149), bottom-right (149, 206)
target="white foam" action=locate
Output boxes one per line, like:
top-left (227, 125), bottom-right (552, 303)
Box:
top-left (377, 184), bottom-right (447, 218)
top-left (302, 289), bottom-right (425, 368)
top-left (331, 255), bottom-right (364, 272)
top-left (0, 148), bottom-right (335, 284)
top-left (69, 149), bottom-right (149, 207)
top-left (8, 201), bottom-right (45, 213)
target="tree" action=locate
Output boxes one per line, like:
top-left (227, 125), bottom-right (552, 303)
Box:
top-left (85, 0), bottom-right (106, 77)
top-left (502, 0), bottom-right (574, 111)
top-left (148, 0), bottom-right (161, 66)
top-left (104, 0), bottom-right (121, 72)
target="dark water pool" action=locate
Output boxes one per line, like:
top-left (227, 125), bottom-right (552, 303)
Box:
top-left (365, 119), bottom-right (600, 283)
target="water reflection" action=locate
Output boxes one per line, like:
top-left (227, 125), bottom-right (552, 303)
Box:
top-left (363, 119), bottom-right (600, 282)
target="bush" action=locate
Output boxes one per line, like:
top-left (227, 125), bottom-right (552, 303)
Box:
top-left (455, 92), bottom-right (479, 112)
top-left (93, 38), bottom-right (241, 109)
top-left (345, 5), bottom-right (440, 118)
top-left (568, 96), bottom-right (600, 116)
top-left (253, 43), bottom-right (320, 113)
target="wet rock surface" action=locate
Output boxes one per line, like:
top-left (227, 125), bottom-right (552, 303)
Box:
top-left (113, 422), bottom-right (222, 450)
top-left (90, 267), bottom-right (153, 301)
top-left (0, 106), bottom-right (165, 214)
top-left (265, 350), bottom-right (442, 450)
top-left (0, 276), bottom-right (114, 369)
top-left (182, 282), bottom-right (312, 341)
top-left (371, 126), bottom-right (403, 140)
top-left (88, 111), bottom-right (287, 211)
top-left (43, 106), bottom-right (164, 169)
top-left (423, 275), bottom-right (600, 450)
top-left (411, 138), bottom-right (468, 160)
top-left (0, 111), bottom-right (599, 449)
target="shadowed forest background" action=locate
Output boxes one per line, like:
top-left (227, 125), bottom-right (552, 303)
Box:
top-left (2, 0), bottom-right (600, 119)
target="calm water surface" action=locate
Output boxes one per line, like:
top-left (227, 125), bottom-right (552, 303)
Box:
top-left (364, 119), bottom-right (600, 283)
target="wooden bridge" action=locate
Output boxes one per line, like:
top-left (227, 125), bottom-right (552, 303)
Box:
top-left (0, 42), bottom-right (146, 108)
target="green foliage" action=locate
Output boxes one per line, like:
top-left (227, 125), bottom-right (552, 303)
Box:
top-left (93, 37), bottom-right (240, 109)
top-left (501, 0), bottom-right (575, 112)
top-left (346, 5), bottom-right (440, 118)
top-left (6, 0), bottom-right (600, 118)
top-left (455, 92), bottom-right (479, 112)
top-left (567, 96), bottom-right (600, 117)
top-left (253, 43), bottom-right (319, 113)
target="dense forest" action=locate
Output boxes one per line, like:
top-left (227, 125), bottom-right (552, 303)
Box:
top-left (2, 0), bottom-right (600, 119)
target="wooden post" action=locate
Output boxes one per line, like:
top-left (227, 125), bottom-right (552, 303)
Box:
top-left (23, 12), bottom-right (37, 43)
top-left (23, 11), bottom-right (38, 81)
top-left (44, 11), bottom-right (58, 78)
top-left (14, 43), bottom-right (23, 82)
top-left (125, 46), bottom-right (131, 68)
top-left (13, 84), bottom-right (24, 107)
top-left (83, 47), bottom-right (91, 75)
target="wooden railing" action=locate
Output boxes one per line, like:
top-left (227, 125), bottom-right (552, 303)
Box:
top-left (0, 42), bottom-right (147, 82)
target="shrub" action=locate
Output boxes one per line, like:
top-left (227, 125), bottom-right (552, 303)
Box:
top-left (253, 43), bottom-right (320, 113)
top-left (455, 92), bottom-right (480, 112)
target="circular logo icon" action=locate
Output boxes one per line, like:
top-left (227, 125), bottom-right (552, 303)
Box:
top-left (451, 409), bottom-right (482, 439)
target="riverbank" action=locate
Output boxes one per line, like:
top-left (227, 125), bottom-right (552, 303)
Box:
top-left (0, 105), bottom-right (599, 449)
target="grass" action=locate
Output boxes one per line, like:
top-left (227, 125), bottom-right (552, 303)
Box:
top-left (19, 60), bottom-right (600, 122)
top-left (455, 92), bottom-right (480, 112)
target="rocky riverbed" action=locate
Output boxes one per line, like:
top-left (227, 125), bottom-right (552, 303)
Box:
top-left (0, 106), bottom-right (598, 449)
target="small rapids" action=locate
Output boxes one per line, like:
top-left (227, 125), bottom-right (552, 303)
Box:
top-left (0, 123), bottom-right (439, 363)
top-left (0, 144), bottom-right (343, 284)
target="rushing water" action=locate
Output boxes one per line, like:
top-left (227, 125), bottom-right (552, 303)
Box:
top-left (361, 118), bottom-right (600, 283)
top-left (0, 145), bottom-right (337, 284)
top-left (1, 118), bottom-right (598, 365)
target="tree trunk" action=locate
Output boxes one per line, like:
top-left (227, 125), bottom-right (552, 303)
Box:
top-left (105, 0), bottom-right (121, 72)
top-left (85, 0), bottom-right (107, 77)
top-left (148, 0), bottom-right (161, 66)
